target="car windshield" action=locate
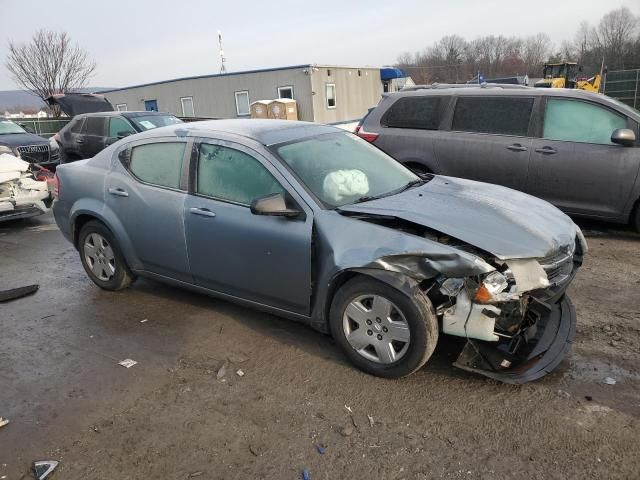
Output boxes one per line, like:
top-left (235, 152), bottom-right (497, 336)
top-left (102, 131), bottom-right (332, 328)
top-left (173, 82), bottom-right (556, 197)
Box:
top-left (0, 119), bottom-right (27, 135)
top-left (129, 115), bottom-right (182, 131)
top-left (273, 132), bottom-right (420, 207)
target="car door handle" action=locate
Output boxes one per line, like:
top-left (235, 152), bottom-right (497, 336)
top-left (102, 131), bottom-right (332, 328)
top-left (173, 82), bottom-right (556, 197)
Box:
top-left (535, 146), bottom-right (557, 154)
top-left (189, 207), bottom-right (216, 217)
top-left (108, 187), bottom-right (129, 197)
top-left (507, 143), bottom-right (528, 152)
top-left (76, 139), bottom-right (85, 144)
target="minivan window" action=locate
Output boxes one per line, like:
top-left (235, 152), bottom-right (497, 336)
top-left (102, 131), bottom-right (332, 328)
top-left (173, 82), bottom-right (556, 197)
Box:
top-left (85, 116), bottom-right (106, 136)
top-left (543, 98), bottom-right (627, 145)
top-left (381, 96), bottom-right (442, 130)
top-left (452, 96), bottom-right (534, 136)
top-left (197, 144), bottom-right (284, 205)
top-left (129, 142), bottom-right (186, 189)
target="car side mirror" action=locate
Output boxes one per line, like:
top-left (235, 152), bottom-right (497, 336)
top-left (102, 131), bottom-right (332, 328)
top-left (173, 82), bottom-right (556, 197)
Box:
top-left (250, 193), bottom-right (303, 218)
top-left (611, 128), bottom-right (636, 147)
top-left (117, 131), bottom-right (133, 139)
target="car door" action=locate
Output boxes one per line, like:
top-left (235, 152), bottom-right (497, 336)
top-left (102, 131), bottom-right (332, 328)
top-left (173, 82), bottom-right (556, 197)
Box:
top-left (526, 97), bottom-right (639, 218)
top-left (105, 138), bottom-right (192, 282)
top-left (184, 139), bottom-right (313, 315)
top-left (434, 95), bottom-right (536, 192)
top-left (370, 95), bottom-right (448, 174)
top-left (81, 116), bottom-right (107, 158)
top-left (63, 116), bottom-right (86, 157)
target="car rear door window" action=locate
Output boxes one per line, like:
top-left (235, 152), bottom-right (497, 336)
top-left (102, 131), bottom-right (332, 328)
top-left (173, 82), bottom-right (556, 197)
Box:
top-left (85, 116), bottom-right (106, 136)
top-left (452, 96), bottom-right (534, 136)
top-left (381, 96), bottom-right (443, 130)
top-left (69, 117), bottom-right (85, 133)
top-left (197, 144), bottom-right (284, 205)
top-left (109, 117), bottom-right (136, 138)
top-left (543, 98), bottom-right (627, 145)
top-left (129, 142), bottom-right (186, 189)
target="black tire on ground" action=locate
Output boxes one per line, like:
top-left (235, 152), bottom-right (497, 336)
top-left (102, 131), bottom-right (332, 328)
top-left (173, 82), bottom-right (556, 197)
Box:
top-left (78, 220), bottom-right (135, 291)
top-left (329, 276), bottom-right (439, 378)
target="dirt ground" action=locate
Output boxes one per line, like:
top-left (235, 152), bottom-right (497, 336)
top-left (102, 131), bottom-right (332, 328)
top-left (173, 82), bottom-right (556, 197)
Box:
top-left (1, 213), bottom-right (639, 480)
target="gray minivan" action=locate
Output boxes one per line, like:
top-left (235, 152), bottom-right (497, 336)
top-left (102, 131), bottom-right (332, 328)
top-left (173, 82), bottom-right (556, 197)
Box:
top-left (358, 86), bottom-right (640, 230)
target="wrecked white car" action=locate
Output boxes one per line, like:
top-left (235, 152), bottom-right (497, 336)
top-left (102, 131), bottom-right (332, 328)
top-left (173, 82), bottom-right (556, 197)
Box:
top-left (53, 120), bottom-right (586, 383)
top-left (0, 154), bottom-right (53, 221)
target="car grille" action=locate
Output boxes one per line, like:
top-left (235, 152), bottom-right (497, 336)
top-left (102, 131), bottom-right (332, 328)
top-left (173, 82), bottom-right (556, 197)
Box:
top-left (539, 242), bottom-right (575, 286)
top-left (16, 144), bottom-right (50, 164)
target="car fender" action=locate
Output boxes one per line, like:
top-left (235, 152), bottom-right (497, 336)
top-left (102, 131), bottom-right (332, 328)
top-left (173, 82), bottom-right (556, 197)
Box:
top-left (69, 198), bottom-right (142, 270)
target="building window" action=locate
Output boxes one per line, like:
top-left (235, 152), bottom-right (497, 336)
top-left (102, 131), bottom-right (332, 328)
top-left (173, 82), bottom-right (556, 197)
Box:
top-left (326, 83), bottom-right (336, 109)
top-left (327, 69), bottom-right (332, 77)
top-left (116, 104), bottom-right (127, 112)
top-left (357, 70), bottom-right (362, 77)
top-left (277, 86), bottom-right (294, 99)
top-left (235, 91), bottom-right (250, 116)
top-left (180, 97), bottom-right (195, 117)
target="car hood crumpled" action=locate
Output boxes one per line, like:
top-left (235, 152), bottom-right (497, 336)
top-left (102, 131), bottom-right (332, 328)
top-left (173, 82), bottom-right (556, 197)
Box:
top-left (337, 175), bottom-right (577, 260)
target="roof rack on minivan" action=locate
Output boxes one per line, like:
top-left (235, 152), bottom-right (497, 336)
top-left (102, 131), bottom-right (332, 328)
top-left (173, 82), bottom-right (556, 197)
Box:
top-left (401, 83), bottom-right (531, 91)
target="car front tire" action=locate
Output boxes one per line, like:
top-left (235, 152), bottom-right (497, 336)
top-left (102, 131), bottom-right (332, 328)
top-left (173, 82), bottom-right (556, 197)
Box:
top-left (329, 276), bottom-right (438, 378)
top-left (78, 220), bottom-right (134, 291)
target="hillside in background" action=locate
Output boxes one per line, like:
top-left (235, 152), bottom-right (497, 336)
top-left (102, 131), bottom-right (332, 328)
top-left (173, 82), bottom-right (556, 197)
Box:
top-left (0, 88), bottom-right (112, 112)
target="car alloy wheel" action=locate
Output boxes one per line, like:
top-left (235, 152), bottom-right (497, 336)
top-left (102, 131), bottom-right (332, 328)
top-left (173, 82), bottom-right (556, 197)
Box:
top-left (83, 232), bottom-right (116, 281)
top-left (342, 294), bottom-right (411, 364)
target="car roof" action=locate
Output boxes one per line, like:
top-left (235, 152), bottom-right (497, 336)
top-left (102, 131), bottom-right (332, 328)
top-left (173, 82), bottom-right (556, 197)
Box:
top-left (141, 119), bottom-right (343, 146)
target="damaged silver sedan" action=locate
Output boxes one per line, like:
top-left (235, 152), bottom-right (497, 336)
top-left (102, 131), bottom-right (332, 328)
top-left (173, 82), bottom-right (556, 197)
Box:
top-left (52, 120), bottom-right (586, 383)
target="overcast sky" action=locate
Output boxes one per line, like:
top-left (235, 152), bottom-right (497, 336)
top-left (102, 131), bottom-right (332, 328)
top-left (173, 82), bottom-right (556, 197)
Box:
top-left (0, 0), bottom-right (638, 90)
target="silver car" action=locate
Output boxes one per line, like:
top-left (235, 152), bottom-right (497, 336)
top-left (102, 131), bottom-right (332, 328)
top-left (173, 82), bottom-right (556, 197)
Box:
top-left (53, 120), bottom-right (586, 383)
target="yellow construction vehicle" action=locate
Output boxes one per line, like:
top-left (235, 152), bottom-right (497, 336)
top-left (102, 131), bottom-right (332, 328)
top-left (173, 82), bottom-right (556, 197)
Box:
top-left (534, 61), bottom-right (604, 92)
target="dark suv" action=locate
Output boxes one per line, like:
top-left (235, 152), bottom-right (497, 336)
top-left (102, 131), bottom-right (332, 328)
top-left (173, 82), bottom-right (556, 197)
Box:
top-left (357, 85), bottom-right (640, 230)
top-left (55, 111), bottom-right (182, 162)
top-left (0, 117), bottom-right (60, 169)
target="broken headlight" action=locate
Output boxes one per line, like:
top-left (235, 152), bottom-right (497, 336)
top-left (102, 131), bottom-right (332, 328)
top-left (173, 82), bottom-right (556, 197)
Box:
top-left (474, 271), bottom-right (510, 304)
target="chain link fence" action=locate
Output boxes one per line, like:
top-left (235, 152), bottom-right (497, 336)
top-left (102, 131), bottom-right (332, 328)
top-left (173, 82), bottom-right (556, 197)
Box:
top-left (604, 69), bottom-right (640, 110)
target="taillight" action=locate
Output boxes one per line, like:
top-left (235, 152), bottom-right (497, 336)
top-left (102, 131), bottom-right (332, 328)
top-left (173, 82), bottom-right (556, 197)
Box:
top-left (52, 173), bottom-right (60, 199)
top-left (356, 127), bottom-right (379, 143)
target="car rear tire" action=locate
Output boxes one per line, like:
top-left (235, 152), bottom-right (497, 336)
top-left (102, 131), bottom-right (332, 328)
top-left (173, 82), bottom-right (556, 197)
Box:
top-left (78, 220), bottom-right (134, 291)
top-left (329, 276), bottom-right (438, 378)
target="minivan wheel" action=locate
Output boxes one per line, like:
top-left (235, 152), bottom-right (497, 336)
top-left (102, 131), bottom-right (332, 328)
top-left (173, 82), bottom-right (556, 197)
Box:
top-left (78, 220), bottom-right (134, 291)
top-left (329, 277), bottom-right (438, 378)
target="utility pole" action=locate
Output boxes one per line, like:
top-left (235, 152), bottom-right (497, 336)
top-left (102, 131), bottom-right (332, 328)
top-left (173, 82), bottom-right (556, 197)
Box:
top-left (218, 30), bottom-right (227, 74)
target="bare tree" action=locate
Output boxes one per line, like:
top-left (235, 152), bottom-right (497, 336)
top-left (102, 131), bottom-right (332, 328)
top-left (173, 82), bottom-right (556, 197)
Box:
top-left (523, 33), bottom-right (552, 75)
top-left (595, 7), bottom-right (638, 69)
top-left (6, 30), bottom-right (96, 113)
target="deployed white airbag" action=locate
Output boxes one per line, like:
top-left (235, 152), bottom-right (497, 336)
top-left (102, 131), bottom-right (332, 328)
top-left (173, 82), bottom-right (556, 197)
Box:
top-left (323, 169), bottom-right (369, 203)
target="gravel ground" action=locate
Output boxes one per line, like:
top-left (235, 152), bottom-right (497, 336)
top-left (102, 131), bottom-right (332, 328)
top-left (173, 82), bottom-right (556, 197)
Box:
top-left (0, 213), bottom-right (638, 480)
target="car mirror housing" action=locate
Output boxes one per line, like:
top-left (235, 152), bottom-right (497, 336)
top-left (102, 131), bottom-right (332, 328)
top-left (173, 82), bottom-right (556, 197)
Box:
top-left (611, 128), bottom-right (636, 147)
top-left (117, 131), bottom-right (133, 139)
top-left (250, 193), bottom-right (303, 218)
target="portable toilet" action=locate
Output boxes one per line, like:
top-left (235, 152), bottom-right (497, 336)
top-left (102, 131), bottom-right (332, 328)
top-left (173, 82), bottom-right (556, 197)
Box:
top-left (268, 98), bottom-right (298, 120)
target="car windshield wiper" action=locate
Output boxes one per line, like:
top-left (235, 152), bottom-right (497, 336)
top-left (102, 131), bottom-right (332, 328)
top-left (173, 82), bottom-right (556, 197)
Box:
top-left (353, 178), bottom-right (425, 204)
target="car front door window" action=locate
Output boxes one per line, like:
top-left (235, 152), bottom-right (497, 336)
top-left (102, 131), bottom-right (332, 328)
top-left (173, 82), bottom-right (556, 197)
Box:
top-left (197, 143), bottom-right (284, 204)
top-left (543, 98), bottom-right (627, 145)
top-left (109, 117), bottom-right (136, 138)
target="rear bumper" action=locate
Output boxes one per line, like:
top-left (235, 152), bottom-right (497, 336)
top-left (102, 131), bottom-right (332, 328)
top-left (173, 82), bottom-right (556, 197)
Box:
top-left (453, 294), bottom-right (576, 384)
